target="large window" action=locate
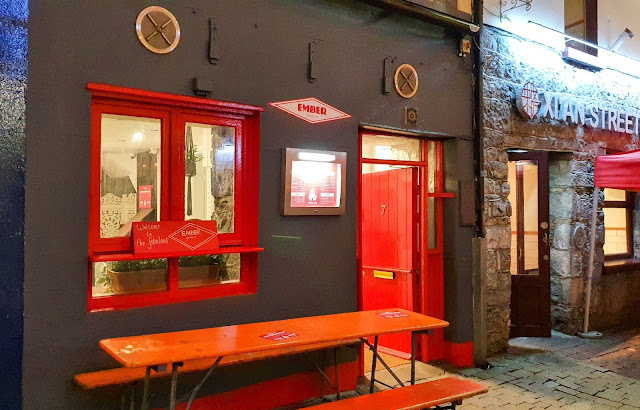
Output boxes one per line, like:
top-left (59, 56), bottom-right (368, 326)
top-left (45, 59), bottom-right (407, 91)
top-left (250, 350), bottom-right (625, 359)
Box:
top-left (564, 0), bottom-right (597, 52)
top-left (603, 188), bottom-right (635, 260)
top-left (88, 84), bottom-right (263, 311)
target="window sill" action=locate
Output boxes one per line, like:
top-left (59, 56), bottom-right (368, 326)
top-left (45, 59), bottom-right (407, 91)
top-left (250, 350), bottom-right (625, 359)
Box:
top-left (90, 245), bottom-right (264, 262)
top-left (603, 258), bottom-right (640, 275)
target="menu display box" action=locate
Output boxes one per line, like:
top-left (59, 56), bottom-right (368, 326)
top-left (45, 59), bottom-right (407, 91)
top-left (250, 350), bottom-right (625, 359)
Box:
top-left (282, 148), bottom-right (346, 216)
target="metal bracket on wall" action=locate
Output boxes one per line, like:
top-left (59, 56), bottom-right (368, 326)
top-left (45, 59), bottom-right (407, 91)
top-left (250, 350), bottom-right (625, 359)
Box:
top-left (208, 18), bottom-right (219, 64)
top-left (308, 41), bottom-right (317, 83)
top-left (383, 56), bottom-right (395, 94)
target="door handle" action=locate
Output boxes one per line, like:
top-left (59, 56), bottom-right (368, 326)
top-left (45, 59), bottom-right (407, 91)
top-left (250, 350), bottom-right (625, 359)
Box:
top-left (542, 233), bottom-right (549, 246)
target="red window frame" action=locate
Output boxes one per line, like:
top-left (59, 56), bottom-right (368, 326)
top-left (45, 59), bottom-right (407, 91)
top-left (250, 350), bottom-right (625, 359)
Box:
top-left (87, 83), bottom-right (264, 312)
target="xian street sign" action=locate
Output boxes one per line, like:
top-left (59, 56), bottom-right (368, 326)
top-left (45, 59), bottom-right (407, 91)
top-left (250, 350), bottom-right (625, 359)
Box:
top-left (516, 82), bottom-right (640, 135)
top-left (269, 97), bottom-right (351, 124)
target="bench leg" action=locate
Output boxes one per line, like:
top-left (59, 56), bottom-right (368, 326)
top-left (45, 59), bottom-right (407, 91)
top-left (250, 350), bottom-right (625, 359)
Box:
top-left (369, 336), bottom-right (378, 393)
top-left (129, 382), bottom-right (136, 410)
top-left (185, 356), bottom-right (223, 410)
top-left (141, 367), bottom-right (152, 410)
top-left (361, 337), bottom-right (405, 389)
top-left (411, 331), bottom-right (417, 386)
top-left (333, 347), bottom-right (340, 400)
top-left (169, 362), bottom-right (183, 410)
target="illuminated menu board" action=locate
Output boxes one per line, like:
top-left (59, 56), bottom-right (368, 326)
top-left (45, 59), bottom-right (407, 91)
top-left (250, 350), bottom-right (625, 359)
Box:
top-left (290, 161), bottom-right (341, 208)
top-left (283, 148), bottom-right (346, 215)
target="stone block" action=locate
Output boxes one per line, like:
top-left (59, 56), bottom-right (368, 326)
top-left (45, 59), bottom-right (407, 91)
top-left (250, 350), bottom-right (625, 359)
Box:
top-left (496, 249), bottom-right (511, 272)
top-left (486, 197), bottom-right (511, 218)
top-left (572, 192), bottom-right (593, 222)
top-left (549, 191), bottom-right (573, 220)
top-left (484, 128), bottom-right (505, 148)
top-left (571, 172), bottom-right (594, 188)
top-left (486, 226), bottom-right (511, 250)
top-left (0, 74), bottom-right (26, 131)
top-left (552, 223), bottom-right (571, 251)
top-left (487, 290), bottom-right (511, 307)
top-left (549, 171), bottom-right (571, 188)
top-left (486, 250), bottom-right (497, 274)
top-left (483, 99), bottom-right (511, 132)
top-left (485, 160), bottom-right (508, 180)
top-left (484, 178), bottom-right (502, 196)
top-left (551, 249), bottom-right (571, 277)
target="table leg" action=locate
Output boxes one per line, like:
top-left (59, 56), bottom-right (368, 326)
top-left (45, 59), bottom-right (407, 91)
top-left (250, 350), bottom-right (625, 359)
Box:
top-left (185, 356), bottom-right (222, 410)
top-left (411, 331), bottom-right (417, 385)
top-left (141, 367), bottom-right (151, 410)
top-left (333, 347), bottom-right (340, 400)
top-left (370, 336), bottom-right (378, 393)
top-left (169, 362), bottom-right (182, 410)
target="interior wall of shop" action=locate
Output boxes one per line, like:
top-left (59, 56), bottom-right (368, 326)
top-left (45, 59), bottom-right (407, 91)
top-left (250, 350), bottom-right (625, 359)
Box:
top-left (0, 0), bottom-right (27, 408)
top-left (24, 0), bottom-right (473, 407)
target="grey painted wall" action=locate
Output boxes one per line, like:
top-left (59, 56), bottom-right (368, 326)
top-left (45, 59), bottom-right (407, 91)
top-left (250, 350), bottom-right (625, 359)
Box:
top-left (24, 1), bottom-right (474, 407)
top-left (0, 0), bottom-right (27, 407)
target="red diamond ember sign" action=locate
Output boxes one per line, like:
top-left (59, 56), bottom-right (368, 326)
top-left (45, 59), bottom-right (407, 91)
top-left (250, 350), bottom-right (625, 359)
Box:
top-left (269, 97), bottom-right (351, 124)
top-left (133, 221), bottom-right (218, 256)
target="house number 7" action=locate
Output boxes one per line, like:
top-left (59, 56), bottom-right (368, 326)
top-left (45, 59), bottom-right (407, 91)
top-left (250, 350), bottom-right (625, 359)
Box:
top-left (381, 205), bottom-right (387, 215)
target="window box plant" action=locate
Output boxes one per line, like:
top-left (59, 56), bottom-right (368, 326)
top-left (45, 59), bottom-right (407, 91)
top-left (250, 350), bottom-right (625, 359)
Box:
top-left (107, 255), bottom-right (226, 294)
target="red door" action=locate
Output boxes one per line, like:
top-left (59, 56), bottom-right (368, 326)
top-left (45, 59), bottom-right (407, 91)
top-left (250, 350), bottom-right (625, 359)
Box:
top-left (362, 167), bottom-right (418, 358)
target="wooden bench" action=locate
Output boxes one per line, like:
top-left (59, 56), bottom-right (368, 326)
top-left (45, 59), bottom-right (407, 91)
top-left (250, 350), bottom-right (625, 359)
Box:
top-left (76, 339), bottom-right (359, 408)
top-left (306, 376), bottom-right (487, 410)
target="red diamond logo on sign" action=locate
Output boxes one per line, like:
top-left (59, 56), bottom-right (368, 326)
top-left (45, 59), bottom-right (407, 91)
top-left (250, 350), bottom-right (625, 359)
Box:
top-left (269, 98), bottom-right (351, 124)
top-left (168, 222), bottom-right (218, 250)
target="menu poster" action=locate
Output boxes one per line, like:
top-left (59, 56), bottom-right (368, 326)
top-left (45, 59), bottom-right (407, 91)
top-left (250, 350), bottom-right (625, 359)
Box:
top-left (138, 185), bottom-right (152, 209)
top-left (290, 161), bottom-right (341, 208)
top-left (133, 220), bottom-right (219, 255)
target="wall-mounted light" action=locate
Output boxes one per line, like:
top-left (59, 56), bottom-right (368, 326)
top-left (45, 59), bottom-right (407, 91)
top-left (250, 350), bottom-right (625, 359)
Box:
top-left (298, 152), bottom-right (336, 162)
top-left (611, 28), bottom-right (634, 52)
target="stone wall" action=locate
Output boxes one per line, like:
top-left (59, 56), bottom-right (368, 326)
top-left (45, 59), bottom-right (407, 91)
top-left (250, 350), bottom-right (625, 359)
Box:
top-left (0, 0), bottom-right (27, 406)
top-left (482, 25), bottom-right (640, 354)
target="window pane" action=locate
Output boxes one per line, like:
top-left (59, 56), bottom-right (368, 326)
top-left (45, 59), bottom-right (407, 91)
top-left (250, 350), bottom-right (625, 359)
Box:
top-left (604, 207), bottom-right (628, 255)
top-left (427, 141), bottom-right (437, 193)
top-left (92, 258), bottom-right (168, 297)
top-left (178, 253), bottom-right (240, 288)
top-left (185, 123), bottom-right (235, 233)
top-left (428, 197), bottom-right (437, 249)
top-left (604, 188), bottom-right (626, 202)
top-left (362, 134), bottom-right (421, 162)
top-left (522, 161), bottom-right (539, 274)
top-left (100, 114), bottom-right (161, 238)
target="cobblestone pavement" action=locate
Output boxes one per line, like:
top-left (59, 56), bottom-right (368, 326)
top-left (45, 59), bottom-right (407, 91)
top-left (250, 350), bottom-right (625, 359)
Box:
top-left (301, 328), bottom-right (640, 409)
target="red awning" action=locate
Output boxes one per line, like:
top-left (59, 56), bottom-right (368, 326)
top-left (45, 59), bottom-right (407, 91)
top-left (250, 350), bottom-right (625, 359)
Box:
top-left (594, 149), bottom-right (640, 191)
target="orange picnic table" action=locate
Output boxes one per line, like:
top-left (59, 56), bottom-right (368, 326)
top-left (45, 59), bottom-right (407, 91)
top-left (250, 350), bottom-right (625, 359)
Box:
top-left (100, 309), bottom-right (449, 410)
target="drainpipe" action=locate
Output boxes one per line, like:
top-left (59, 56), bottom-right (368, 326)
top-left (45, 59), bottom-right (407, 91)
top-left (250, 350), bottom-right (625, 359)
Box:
top-left (471, 0), bottom-right (488, 367)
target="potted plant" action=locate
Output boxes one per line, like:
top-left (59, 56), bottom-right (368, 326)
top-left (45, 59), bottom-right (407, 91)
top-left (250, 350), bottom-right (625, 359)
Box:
top-left (107, 255), bottom-right (228, 294)
top-left (107, 258), bottom-right (168, 295)
top-left (178, 254), bottom-right (227, 288)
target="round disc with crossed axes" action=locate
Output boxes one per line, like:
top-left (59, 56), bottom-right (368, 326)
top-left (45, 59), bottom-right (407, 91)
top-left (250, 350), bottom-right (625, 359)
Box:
top-left (394, 64), bottom-right (419, 99)
top-left (136, 6), bottom-right (180, 54)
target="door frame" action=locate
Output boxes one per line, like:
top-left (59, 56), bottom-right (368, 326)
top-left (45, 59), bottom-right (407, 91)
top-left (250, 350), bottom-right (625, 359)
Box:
top-left (357, 129), bottom-right (448, 363)
top-left (508, 150), bottom-right (551, 338)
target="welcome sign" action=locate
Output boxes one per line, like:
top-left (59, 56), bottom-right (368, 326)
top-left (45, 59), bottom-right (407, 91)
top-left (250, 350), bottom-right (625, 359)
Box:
top-left (516, 82), bottom-right (639, 135)
top-left (133, 221), bottom-right (218, 255)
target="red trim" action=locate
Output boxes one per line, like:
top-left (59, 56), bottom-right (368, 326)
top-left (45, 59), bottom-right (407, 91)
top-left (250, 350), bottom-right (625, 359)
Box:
top-left (87, 83), bottom-right (264, 113)
top-left (87, 83), bottom-right (263, 311)
top-left (171, 361), bottom-right (358, 410)
top-left (443, 341), bottom-right (474, 368)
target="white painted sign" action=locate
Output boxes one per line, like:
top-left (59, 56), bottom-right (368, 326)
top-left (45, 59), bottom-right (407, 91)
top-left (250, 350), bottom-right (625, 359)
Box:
top-left (516, 82), bottom-right (639, 135)
top-left (269, 97), bottom-right (351, 124)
